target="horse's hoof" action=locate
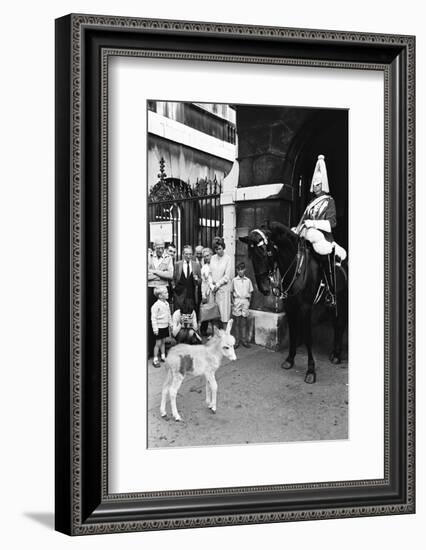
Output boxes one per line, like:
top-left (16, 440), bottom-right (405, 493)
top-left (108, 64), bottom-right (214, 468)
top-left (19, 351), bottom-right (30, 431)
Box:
top-left (174, 416), bottom-right (182, 422)
top-left (304, 372), bottom-right (316, 384)
top-left (160, 412), bottom-right (167, 419)
top-left (329, 353), bottom-right (341, 364)
top-left (281, 360), bottom-right (294, 370)
top-left (210, 408), bottom-right (216, 414)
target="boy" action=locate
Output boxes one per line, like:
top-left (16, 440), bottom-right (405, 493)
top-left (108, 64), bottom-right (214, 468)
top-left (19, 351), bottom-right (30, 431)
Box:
top-left (151, 286), bottom-right (172, 367)
top-left (230, 262), bottom-right (254, 348)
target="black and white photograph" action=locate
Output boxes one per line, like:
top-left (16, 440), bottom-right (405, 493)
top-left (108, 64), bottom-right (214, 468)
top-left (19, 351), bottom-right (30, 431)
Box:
top-left (146, 101), bottom-right (349, 448)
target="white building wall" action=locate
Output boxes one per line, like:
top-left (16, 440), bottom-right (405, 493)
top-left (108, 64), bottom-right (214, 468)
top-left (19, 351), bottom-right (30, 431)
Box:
top-left (148, 110), bottom-right (236, 162)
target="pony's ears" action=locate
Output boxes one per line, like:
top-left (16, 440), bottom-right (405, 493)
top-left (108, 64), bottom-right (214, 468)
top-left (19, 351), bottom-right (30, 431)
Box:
top-left (214, 321), bottom-right (233, 337)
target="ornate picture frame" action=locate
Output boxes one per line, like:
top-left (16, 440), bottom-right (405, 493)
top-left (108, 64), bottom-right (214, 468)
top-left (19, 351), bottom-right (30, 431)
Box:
top-left (55, 14), bottom-right (415, 535)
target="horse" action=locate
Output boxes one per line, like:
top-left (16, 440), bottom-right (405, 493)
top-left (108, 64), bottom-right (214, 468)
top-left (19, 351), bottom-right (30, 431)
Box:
top-left (240, 221), bottom-right (348, 384)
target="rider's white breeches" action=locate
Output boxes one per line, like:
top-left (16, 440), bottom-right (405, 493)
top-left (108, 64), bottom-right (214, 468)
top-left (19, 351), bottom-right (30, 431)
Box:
top-left (299, 227), bottom-right (333, 254)
top-left (292, 227), bottom-right (347, 260)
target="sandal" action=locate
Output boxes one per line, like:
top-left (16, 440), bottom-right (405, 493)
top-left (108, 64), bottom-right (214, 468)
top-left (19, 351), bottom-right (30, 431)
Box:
top-left (152, 358), bottom-right (160, 368)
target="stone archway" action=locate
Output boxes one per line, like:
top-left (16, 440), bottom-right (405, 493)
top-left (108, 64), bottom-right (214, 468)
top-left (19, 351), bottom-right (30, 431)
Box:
top-left (284, 110), bottom-right (349, 251)
top-left (233, 105), bottom-right (348, 350)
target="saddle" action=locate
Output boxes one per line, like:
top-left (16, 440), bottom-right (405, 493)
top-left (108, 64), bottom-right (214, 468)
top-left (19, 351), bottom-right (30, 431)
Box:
top-left (269, 234), bottom-right (346, 306)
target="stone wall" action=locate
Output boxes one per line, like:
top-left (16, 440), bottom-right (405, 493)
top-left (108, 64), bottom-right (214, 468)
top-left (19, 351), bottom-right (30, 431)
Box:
top-left (235, 104), bottom-right (348, 315)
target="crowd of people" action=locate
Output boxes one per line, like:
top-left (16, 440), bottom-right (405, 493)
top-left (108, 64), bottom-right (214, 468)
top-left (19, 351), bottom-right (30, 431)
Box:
top-left (148, 236), bottom-right (253, 366)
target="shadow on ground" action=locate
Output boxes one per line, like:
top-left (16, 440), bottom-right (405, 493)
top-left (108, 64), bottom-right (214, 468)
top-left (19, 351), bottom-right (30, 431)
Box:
top-left (24, 512), bottom-right (54, 530)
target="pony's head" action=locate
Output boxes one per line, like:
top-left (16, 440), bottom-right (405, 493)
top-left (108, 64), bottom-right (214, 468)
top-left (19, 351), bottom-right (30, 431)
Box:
top-left (209, 320), bottom-right (237, 361)
top-left (239, 222), bottom-right (298, 296)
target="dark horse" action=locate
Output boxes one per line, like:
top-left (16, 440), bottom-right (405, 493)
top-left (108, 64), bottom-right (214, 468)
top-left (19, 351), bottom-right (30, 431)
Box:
top-left (240, 221), bottom-right (348, 384)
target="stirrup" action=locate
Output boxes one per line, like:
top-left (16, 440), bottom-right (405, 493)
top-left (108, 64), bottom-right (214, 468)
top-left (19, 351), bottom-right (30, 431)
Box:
top-left (324, 291), bottom-right (336, 308)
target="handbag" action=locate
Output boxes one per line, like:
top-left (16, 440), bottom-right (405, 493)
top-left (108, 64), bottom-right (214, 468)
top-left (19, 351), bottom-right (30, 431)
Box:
top-left (199, 301), bottom-right (221, 322)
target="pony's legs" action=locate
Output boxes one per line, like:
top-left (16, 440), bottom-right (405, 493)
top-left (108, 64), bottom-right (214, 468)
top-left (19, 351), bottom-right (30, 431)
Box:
top-left (282, 308), bottom-right (298, 369)
top-left (205, 378), bottom-right (212, 407)
top-left (160, 368), bottom-right (172, 417)
top-left (169, 373), bottom-right (184, 421)
top-left (206, 373), bottom-right (218, 413)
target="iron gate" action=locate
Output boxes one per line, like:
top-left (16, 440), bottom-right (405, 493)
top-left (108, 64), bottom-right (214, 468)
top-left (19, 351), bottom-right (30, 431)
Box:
top-left (148, 160), bottom-right (223, 258)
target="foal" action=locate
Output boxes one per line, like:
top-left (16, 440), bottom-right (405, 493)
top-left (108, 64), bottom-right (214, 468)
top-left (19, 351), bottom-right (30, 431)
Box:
top-left (160, 320), bottom-right (236, 421)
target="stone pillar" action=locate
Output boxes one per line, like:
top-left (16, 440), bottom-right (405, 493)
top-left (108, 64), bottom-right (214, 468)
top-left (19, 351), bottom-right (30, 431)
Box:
top-left (247, 310), bottom-right (288, 351)
top-left (221, 159), bottom-right (239, 277)
top-left (234, 105), bottom-right (301, 350)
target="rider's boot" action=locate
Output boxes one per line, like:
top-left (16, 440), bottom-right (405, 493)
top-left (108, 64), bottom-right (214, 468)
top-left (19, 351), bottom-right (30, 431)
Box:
top-left (321, 250), bottom-right (336, 308)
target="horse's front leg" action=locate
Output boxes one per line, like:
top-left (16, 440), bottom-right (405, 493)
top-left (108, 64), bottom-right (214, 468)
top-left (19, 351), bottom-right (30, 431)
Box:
top-left (282, 307), bottom-right (297, 370)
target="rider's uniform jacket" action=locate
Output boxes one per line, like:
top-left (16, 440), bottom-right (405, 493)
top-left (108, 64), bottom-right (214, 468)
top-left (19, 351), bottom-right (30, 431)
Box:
top-left (299, 192), bottom-right (337, 243)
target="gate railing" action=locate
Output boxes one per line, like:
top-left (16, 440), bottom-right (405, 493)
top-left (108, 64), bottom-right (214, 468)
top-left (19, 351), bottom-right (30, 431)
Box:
top-left (148, 160), bottom-right (223, 258)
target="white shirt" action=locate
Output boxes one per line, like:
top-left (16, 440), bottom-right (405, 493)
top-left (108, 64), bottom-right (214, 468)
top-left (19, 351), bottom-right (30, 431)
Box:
top-left (183, 260), bottom-right (192, 277)
top-left (231, 275), bottom-right (254, 300)
top-left (152, 254), bottom-right (165, 269)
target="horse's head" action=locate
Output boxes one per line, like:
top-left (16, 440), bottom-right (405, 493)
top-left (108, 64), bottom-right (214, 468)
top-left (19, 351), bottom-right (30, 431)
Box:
top-left (239, 223), bottom-right (299, 296)
top-left (239, 228), bottom-right (276, 295)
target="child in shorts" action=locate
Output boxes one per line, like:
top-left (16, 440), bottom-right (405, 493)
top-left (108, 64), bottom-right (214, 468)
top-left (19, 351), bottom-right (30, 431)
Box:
top-left (151, 286), bottom-right (172, 367)
top-left (230, 262), bottom-right (254, 348)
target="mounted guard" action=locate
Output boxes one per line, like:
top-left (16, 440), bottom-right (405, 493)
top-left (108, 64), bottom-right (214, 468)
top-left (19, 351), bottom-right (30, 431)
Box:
top-left (293, 154), bottom-right (346, 308)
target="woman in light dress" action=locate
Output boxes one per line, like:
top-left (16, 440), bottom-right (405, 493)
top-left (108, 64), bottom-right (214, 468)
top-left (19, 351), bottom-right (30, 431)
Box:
top-left (199, 247), bottom-right (215, 337)
top-left (200, 248), bottom-right (214, 303)
top-left (209, 236), bottom-right (231, 329)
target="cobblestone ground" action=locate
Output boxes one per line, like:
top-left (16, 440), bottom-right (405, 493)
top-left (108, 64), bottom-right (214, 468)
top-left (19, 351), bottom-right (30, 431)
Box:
top-left (147, 344), bottom-right (348, 449)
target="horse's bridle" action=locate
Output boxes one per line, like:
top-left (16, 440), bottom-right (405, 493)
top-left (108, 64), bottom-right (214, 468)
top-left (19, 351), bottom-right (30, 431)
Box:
top-left (250, 229), bottom-right (305, 300)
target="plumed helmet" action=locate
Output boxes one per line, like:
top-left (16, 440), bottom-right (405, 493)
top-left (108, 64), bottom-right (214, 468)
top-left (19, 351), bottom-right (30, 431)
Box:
top-left (310, 154), bottom-right (329, 193)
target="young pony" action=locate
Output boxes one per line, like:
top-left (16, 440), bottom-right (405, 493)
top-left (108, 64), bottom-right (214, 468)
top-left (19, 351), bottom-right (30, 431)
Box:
top-left (160, 320), bottom-right (236, 421)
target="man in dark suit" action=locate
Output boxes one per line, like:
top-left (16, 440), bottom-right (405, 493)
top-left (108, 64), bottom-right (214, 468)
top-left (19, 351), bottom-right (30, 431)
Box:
top-left (173, 245), bottom-right (201, 310)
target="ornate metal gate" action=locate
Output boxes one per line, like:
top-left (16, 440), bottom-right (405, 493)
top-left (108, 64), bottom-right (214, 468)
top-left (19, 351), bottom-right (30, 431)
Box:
top-left (148, 159), bottom-right (223, 258)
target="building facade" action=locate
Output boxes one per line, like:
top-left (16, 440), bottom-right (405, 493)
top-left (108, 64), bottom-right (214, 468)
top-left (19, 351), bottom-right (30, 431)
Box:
top-left (147, 101), bottom-right (237, 257)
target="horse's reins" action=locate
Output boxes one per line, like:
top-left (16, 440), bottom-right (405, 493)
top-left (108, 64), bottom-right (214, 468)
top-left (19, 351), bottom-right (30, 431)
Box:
top-left (279, 240), bottom-right (307, 300)
top-left (252, 229), bottom-right (305, 301)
